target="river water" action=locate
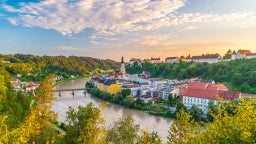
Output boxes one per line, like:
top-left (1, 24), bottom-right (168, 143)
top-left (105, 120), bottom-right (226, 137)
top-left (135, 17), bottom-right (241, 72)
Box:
top-left (52, 77), bottom-right (173, 143)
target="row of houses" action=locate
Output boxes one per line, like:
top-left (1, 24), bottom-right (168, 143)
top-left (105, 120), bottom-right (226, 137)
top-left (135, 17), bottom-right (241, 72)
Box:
top-left (129, 49), bottom-right (256, 65)
top-left (92, 73), bottom-right (256, 113)
top-left (179, 80), bottom-right (256, 113)
top-left (10, 77), bottom-right (39, 94)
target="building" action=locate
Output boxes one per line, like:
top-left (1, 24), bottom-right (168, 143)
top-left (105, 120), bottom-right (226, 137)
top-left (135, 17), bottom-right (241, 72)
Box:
top-left (120, 56), bottom-right (126, 76)
top-left (96, 79), bottom-right (105, 91)
top-left (104, 79), bottom-right (122, 94)
top-left (150, 57), bottom-right (161, 64)
top-left (231, 49), bottom-right (256, 60)
top-left (165, 57), bottom-right (179, 63)
top-left (129, 58), bottom-right (142, 65)
top-left (160, 88), bottom-right (179, 100)
top-left (180, 82), bottom-right (240, 113)
top-left (187, 54), bottom-right (222, 63)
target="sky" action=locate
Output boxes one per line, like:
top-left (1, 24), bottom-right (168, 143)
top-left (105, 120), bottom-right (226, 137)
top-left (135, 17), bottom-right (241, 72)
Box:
top-left (1, 0), bottom-right (256, 61)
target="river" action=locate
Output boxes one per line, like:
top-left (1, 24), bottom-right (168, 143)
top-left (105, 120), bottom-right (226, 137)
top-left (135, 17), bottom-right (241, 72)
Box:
top-left (52, 77), bottom-right (173, 143)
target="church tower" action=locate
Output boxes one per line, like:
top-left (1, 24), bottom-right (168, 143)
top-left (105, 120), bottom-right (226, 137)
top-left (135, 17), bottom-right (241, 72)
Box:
top-left (120, 56), bottom-right (126, 76)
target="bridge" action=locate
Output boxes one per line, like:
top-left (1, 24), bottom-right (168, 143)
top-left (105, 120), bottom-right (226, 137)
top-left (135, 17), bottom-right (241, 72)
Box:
top-left (50, 88), bottom-right (95, 99)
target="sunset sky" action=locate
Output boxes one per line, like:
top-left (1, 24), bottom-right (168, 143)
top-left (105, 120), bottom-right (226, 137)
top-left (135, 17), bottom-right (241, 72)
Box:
top-left (1, 0), bottom-right (256, 61)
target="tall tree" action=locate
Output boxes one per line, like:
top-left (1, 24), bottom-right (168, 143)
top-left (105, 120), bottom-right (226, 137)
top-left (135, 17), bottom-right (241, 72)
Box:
top-left (168, 109), bottom-right (198, 144)
top-left (65, 103), bottom-right (107, 144)
top-left (106, 116), bottom-right (140, 144)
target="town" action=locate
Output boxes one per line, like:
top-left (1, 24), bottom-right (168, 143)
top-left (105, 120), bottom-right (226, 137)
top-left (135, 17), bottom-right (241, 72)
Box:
top-left (88, 49), bottom-right (256, 117)
top-left (130, 49), bottom-right (256, 64)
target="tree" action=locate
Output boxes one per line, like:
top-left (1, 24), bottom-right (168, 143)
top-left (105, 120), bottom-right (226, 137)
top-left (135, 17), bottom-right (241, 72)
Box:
top-left (232, 73), bottom-right (243, 86)
top-left (138, 130), bottom-right (162, 144)
top-left (223, 49), bottom-right (232, 59)
top-left (189, 105), bottom-right (203, 122)
top-left (8, 75), bottom-right (58, 143)
top-left (65, 103), bottom-right (107, 144)
top-left (123, 96), bottom-right (134, 108)
top-left (168, 109), bottom-right (198, 144)
top-left (176, 102), bottom-right (186, 113)
top-left (207, 100), bottom-right (218, 122)
top-left (190, 99), bottom-right (256, 143)
top-left (106, 116), bottom-right (140, 144)
top-left (121, 89), bottom-right (131, 98)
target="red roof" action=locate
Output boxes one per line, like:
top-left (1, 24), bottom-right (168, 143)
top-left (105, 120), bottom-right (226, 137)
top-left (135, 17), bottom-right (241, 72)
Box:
top-left (151, 57), bottom-right (160, 60)
top-left (180, 82), bottom-right (239, 100)
top-left (182, 88), bottom-right (239, 100)
top-left (188, 82), bottom-right (208, 89)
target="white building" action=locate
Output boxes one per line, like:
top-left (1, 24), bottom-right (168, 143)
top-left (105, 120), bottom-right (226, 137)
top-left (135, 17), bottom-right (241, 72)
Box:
top-left (160, 88), bottom-right (179, 100)
top-left (180, 82), bottom-right (239, 113)
top-left (231, 50), bottom-right (256, 60)
top-left (187, 54), bottom-right (222, 63)
top-left (165, 57), bottom-right (179, 63)
top-left (150, 57), bottom-right (161, 64)
top-left (129, 58), bottom-right (142, 65)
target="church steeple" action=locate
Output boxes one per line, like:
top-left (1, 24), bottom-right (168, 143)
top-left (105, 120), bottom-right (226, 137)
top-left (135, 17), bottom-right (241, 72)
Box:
top-left (120, 56), bottom-right (126, 76)
top-left (121, 55), bottom-right (124, 63)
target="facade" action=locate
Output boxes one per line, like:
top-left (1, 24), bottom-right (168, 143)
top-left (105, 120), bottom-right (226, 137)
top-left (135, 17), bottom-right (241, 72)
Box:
top-left (150, 57), bottom-right (161, 64)
top-left (129, 58), bottom-right (142, 65)
top-left (180, 82), bottom-right (240, 113)
top-left (105, 83), bottom-right (122, 94)
top-left (160, 88), bottom-right (179, 100)
top-left (97, 79), bottom-right (105, 91)
top-left (165, 57), bottom-right (179, 63)
top-left (231, 49), bottom-right (256, 60)
top-left (187, 54), bottom-right (222, 63)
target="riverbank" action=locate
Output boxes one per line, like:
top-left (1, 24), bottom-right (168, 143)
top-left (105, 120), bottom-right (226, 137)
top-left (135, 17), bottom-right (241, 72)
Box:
top-left (52, 77), bottom-right (172, 143)
top-left (85, 82), bottom-right (176, 119)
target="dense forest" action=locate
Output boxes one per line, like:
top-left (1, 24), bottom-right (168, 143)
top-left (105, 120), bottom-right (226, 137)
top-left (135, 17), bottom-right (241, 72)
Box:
top-left (126, 59), bottom-right (256, 94)
top-left (0, 54), bottom-right (119, 81)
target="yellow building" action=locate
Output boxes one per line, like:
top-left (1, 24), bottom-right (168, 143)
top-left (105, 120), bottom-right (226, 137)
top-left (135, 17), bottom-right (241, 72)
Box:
top-left (97, 79), bottom-right (105, 91)
top-left (104, 79), bottom-right (122, 94)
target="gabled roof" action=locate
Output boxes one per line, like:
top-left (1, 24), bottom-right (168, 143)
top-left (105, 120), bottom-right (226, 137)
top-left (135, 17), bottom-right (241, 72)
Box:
top-left (237, 50), bottom-right (252, 56)
top-left (151, 57), bottom-right (160, 60)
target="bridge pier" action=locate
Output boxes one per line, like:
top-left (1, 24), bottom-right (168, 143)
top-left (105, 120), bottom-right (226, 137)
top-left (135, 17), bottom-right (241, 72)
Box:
top-left (72, 90), bottom-right (75, 99)
top-left (83, 90), bottom-right (86, 97)
top-left (58, 91), bottom-right (62, 100)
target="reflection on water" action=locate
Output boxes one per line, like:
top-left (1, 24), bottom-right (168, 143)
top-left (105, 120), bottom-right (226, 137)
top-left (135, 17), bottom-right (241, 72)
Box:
top-left (52, 77), bottom-right (173, 143)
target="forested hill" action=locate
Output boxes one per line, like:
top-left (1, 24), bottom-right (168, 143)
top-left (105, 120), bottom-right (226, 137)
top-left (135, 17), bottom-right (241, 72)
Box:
top-left (126, 59), bottom-right (256, 94)
top-left (0, 54), bottom-right (119, 81)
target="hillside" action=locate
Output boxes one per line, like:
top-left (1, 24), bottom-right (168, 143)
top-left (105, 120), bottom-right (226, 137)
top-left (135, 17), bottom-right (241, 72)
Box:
top-left (0, 54), bottom-right (120, 81)
top-left (126, 59), bottom-right (256, 94)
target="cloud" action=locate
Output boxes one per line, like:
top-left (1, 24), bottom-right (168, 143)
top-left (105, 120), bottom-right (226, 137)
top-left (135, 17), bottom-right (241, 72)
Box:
top-left (3, 0), bottom-right (253, 38)
top-left (57, 45), bottom-right (88, 51)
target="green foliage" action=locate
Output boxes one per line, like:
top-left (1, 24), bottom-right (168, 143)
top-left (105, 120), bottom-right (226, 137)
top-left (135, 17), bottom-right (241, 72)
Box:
top-left (138, 130), bottom-right (163, 144)
top-left (223, 49), bottom-right (232, 59)
top-left (1, 54), bottom-right (119, 82)
top-left (65, 103), bottom-right (107, 144)
top-left (106, 116), bottom-right (140, 144)
top-left (126, 58), bottom-right (256, 94)
top-left (189, 105), bottom-right (203, 122)
top-left (168, 109), bottom-right (198, 144)
top-left (121, 89), bottom-right (131, 97)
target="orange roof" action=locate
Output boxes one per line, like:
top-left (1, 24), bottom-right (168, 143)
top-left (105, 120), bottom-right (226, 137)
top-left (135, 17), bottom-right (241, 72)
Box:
top-left (237, 50), bottom-right (252, 56)
top-left (215, 84), bottom-right (227, 89)
top-left (188, 82), bottom-right (208, 89)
